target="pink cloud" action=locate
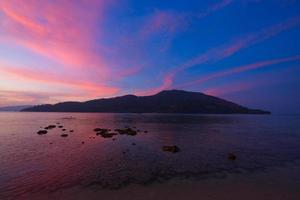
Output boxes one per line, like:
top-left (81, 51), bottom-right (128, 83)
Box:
top-left (0, 64), bottom-right (119, 98)
top-left (0, 0), bottom-right (110, 72)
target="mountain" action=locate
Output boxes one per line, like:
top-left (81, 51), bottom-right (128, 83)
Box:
top-left (0, 105), bottom-right (32, 112)
top-left (21, 90), bottom-right (270, 114)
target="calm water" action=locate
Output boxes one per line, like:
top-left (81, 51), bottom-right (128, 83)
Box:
top-left (0, 112), bottom-right (300, 199)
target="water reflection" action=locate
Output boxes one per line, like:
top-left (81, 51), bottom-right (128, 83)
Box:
top-left (0, 113), bottom-right (299, 198)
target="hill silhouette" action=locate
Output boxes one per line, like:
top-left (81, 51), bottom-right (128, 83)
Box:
top-left (22, 90), bottom-right (270, 114)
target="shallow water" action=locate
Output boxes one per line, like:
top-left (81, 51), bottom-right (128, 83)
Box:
top-left (0, 112), bottom-right (300, 199)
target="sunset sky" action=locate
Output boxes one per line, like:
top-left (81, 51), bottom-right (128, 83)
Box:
top-left (0, 0), bottom-right (300, 113)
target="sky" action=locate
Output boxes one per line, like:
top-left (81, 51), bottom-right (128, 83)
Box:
top-left (0, 0), bottom-right (300, 114)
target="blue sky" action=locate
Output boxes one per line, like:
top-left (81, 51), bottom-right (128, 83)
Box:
top-left (0, 0), bottom-right (300, 114)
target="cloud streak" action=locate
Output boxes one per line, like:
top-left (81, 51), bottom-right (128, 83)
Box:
top-left (145, 15), bottom-right (300, 94)
top-left (176, 54), bottom-right (300, 88)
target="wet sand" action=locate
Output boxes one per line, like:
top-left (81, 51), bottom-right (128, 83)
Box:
top-left (28, 161), bottom-right (300, 200)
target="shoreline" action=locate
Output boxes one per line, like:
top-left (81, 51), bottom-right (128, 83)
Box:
top-left (24, 160), bottom-right (300, 200)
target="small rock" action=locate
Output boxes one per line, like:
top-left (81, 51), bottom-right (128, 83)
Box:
top-left (82, 141), bottom-right (85, 144)
top-left (162, 145), bottom-right (180, 153)
top-left (48, 125), bottom-right (56, 129)
top-left (62, 129), bottom-right (66, 131)
top-left (94, 128), bottom-right (102, 132)
top-left (61, 134), bottom-right (68, 137)
top-left (144, 131), bottom-right (148, 133)
top-left (37, 130), bottom-right (47, 135)
top-left (70, 130), bottom-right (74, 132)
top-left (58, 126), bottom-right (63, 128)
top-left (228, 153), bottom-right (237, 161)
top-left (115, 128), bottom-right (137, 136)
top-left (132, 142), bottom-right (136, 146)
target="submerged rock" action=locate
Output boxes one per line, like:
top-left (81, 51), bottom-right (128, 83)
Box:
top-left (70, 130), bottom-right (74, 132)
top-left (228, 153), bottom-right (237, 161)
top-left (95, 128), bottom-right (118, 138)
top-left (115, 128), bottom-right (137, 136)
top-left (58, 126), bottom-right (63, 128)
top-left (162, 145), bottom-right (180, 153)
top-left (62, 129), bottom-right (66, 131)
top-left (61, 134), bottom-right (68, 137)
top-left (37, 130), bottom-right (47, 135)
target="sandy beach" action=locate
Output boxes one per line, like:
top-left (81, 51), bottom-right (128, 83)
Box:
top-left (28, 160), bottom-right (300, 200)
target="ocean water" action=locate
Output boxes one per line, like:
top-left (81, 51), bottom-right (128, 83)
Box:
top-left (0, 112), bottom-right (299, 199)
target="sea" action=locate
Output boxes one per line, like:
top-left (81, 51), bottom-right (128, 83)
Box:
top-left (0, 112), bottom-right (299, 199)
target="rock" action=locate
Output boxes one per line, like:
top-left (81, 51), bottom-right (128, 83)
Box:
top-left (70, 130), bottom-right (74, 132)
top-left (48, 125), bottom-right (56, 129)
top-left (37, 130), bottom-right (47, 135)
top-left (144, 131), bottom-right (148, 133)
top-left (228, 153), bottom-right (237, 161)
top-left (162, 145), bottom-right (180, 153)
top-left (82, 141), bottom-right (85, 144)
top-left (58, 126), bottom-right (63, 128)
top-left (132, 142), bottom-right (136, 146)
top-left (94, 128), bottom-right (102, 132)
top-left (49, 142), bottom-right (53, 144)
top-left (112, 138), bottom-right (116, 141)
top-left (96, 129), bottom-right (117, 138)
top-left (61, 134), bottom-right (68, 137)
top-left (62, 129), bottom-right (66, 131)
top-left (115, 128), bottom-right (137, 136)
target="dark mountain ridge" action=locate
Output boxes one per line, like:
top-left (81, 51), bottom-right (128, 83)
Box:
top-left (22, 90), bottom-right (270, 114)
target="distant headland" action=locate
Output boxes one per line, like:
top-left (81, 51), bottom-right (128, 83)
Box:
top-left (21, 90), bottom-right (270, 114)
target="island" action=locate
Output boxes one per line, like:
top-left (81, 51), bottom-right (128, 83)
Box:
top-left (22, 90), bottom-right (270, 114)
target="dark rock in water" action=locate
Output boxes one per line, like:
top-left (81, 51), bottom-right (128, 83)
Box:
top-left (49, 142), bottom-right (53, 144)
top-left (95, 129), bottom-right (117, 138)
top-left (112, 138), bottom-right (116, 141)
top-left (47, 125), bottom-right (56, 129)
top-left (115, 128), bottom-right (137, 136)
top-left (132, 142), bottom-right (136, 146)
top-left (62, 129), bottom-right (66, 131)
top-left (45, 125), bottom-right (56, 130)
top-left (162, 145), bottom-right (180, 153)
top-left (37, 130), bottom-right (47, 135)
top-left (144, 131), bottom-right (148, 133)
top-left (70, 130), bottom-right (74, 132)
top-left (82, 141), bottom-right (85, 144)
top-left (61, 134), bottom-right (68, 137)
top-left (56, 122), bottom-right (60, 124)
top-left (58, 126), bottom-right (63, 128)
top-left (228, 153), bottom-right (237, 160)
